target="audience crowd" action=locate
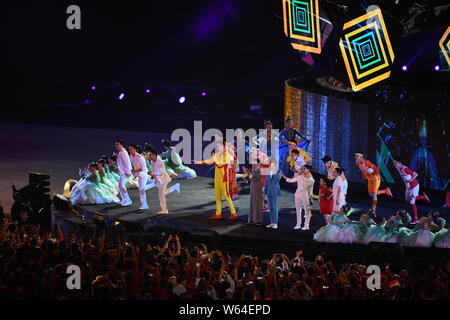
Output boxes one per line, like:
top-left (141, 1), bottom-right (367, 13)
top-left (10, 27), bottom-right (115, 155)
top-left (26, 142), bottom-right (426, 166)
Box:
top-left (0, 205), bottom-right (449, 300)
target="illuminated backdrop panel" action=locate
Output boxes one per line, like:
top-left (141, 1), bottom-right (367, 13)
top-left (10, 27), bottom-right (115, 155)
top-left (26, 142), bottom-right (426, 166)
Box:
top-left (339, 9), bottom-right (395, 91)
top-left (283, 0), bottom-right (322, 54)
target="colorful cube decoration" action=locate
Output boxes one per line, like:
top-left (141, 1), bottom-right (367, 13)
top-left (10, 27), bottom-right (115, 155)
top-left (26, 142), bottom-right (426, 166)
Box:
top-left (282, 0), bottom-right (322, 54)
top-left (439, 26), bottom-right (450, 67)
top-left (339, 8), bottom-right (395, 91)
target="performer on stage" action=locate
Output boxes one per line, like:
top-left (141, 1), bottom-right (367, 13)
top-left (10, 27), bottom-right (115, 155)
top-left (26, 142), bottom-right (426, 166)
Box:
top-left (194, 141), bottom-right (238, 219)
top-left (148, 149), bottom-right (180, 214)
top-left (129, 144), bottom-right (149, 210)
top-left (393, 159), bottom-right (430, 223)
top-left (332, 167), bottom-right (348, 214)
top-left (287, 148), bottom-right (310, 177)
top-left (313, 204), bottom-right (352, 243)
top-left (283, 165), bottom-right (315, 230)
top-left (252, 119), bottom-right (279, 157)
top-left (355, 152), bottom-right (392, 212)
top-left (321, 155), bottom-right (345, 181)
top-left (215, 134), bottom-right (240, 200)
top-left (265, 158), bottom-right (282, 229)
top-left (115, 139), bottom-right (133, 207)
top-left (401, 210), bottom-right (445, 247)
top-left (244, 162), bottom-right (263, 225)
top-left (319, 177), bottom-right (334, 224)
top-left (160, 139), bottom-right (197, 180)
top-left (279, 116), bottom-right (310, 175)
top-left (70, 162), bottom-right (120, 205)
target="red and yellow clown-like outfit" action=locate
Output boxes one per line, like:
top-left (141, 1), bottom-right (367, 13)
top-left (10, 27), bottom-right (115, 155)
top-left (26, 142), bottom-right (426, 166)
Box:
top-left (198, 151), bottom-right (237, 219)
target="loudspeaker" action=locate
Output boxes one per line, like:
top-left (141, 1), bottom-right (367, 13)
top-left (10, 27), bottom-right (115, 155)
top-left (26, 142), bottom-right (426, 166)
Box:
top-left (53, 194), bottom-right (70, 211)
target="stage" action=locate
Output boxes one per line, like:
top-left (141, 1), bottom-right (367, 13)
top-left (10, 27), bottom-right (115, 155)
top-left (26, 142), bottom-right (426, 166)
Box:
top-left (53, 176), bottom-right (450, 270)
top-left (2, 123), bottom-right (449, 269)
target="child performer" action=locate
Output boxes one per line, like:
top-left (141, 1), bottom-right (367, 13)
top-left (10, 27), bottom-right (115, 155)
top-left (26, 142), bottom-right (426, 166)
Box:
top-left (393, 159), bottom-right (429, 223)
top-left (194, 141), bottom-right (238, 219)
top-left (319, 177), bottom-right (334, 225)
top-left (321, 155), bottom-right (344, 181)
top-left (115, 139), bottom-right (133, 206)
top-left (129, 144), bottom-right (149, 210)
top-left (282, 165), bottom-right (315, 230)
top-left (148, 150), bottom-right (180, 214)
top-left (355, 152), bottom-right (392, 212)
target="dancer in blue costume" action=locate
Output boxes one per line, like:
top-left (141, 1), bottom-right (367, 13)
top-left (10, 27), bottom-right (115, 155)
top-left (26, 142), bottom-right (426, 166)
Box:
top-left (338, 213), bottom-right (366, 244)
top-left (97, 158), bottom-right (119, 196)
top-left (355, 210), bottom-right (377, 238)
top-left (434, 219), bottom-right (450, 248)
top-left (70, 162), bottom-right (120, 205)
top-left (402, 210), bottom-right (445, 247)
top-left (160, 140), bottom-right (197, 179)
top-left (107, 154), bottom-right (120, 183)
top-left (384, 209), bottom-right (412, 243)
top-left (313, 205), bottom-right (353, 243)
top-left (279, 116), bottom-right (310, 175)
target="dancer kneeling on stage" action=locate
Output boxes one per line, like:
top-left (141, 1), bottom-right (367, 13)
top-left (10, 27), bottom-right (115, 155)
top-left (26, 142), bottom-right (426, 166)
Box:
top-left (70, 162), bottom-right (120, 205)
top-left (282, 165), bottom-right (314, 230)
top-left (129, 144), bottom-right (149, 210)
top-left (147, 149), bottom-right (180, 215)
top-left (160, 139), bottom-right (197, 180)
top-left (313, 204), bottom-right (354, 243)
top-left (194, 141), bottom-right (237, 220)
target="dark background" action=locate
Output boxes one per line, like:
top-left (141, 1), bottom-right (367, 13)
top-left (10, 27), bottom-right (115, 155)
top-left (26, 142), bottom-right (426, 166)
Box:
top-left (4, 0), bottom-right (450, 189)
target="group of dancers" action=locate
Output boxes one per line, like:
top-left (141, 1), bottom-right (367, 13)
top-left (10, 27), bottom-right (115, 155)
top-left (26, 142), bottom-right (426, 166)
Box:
top-left (68, 139), bottom-right (197, 214)
top-left (64, 116), bottom-right (449, 248)
top-left (313, 206), bottom-right (450, 248)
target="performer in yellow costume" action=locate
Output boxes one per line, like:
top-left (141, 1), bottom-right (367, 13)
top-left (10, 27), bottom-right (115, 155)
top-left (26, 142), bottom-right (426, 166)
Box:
top-left (195, 141), bottom-right (238, 220)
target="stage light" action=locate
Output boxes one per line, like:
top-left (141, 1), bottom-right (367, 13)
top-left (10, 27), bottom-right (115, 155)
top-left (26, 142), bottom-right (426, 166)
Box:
top-left (339, 8), bottom-right (395, 91)
top-left (201, 92), bottom-right (206, 96)
top-left (118, 93), bottom-right (125, 100)
top-left (146, 89), bottom-right (151, 93)
top-left (434, 65), bottom-right (440, 71)
top-left (179, 96), bottom-right (186, 104)
top-left (91, 86), bottom-right (96, 90)
top-left (402, 65), bottom-right (407, 71)
top-left (282, 0), bottom-right (322, 54)
top-left (83, 99), bottom-right (90, 104)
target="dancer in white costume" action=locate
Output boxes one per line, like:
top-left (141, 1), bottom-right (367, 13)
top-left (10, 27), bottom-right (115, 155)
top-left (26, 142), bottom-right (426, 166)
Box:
top-left (332, 167), bottom-right (348, 213)
top-left (147, 149), bottom-right (180, 214)
top-left (283, 165), bottom-right (315, 230)
top-left (115, 139), bottom-right (133, 206)
top-left (129, 144), bottom-right (149, 210)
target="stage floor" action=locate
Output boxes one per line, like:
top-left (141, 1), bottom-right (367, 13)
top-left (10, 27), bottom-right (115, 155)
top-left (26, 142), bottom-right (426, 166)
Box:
top-left (2, 123), bottom-right (450, 265)
top-left (54, 176), bottom-right (450, 262)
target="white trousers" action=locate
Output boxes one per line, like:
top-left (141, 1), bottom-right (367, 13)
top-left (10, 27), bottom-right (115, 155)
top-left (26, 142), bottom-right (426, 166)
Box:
top-left (156, 179), bottom-right (169, 212)
top-left (137, 174), bottom-right (149, 207)
top-left (406, 184), bottom-right (419, 204)
top-left (118, 174), bottom-right (131, 203)
top-left (295, 194), bottom-right (311, 226)
top-left (333, 196), bottom-right (346, 213)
